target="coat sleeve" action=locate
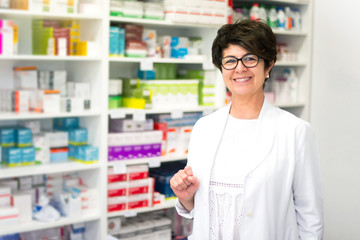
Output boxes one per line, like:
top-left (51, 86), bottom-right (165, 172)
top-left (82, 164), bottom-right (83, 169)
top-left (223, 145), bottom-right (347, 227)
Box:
top-left (174, 118), bottom-right (203, 219)
top-left (293, 122), bottom-right (324, 239)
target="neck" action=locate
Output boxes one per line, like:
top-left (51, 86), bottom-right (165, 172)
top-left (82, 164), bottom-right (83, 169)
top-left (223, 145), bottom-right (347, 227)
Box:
top-left (230, 93), bottom-right (264, 119)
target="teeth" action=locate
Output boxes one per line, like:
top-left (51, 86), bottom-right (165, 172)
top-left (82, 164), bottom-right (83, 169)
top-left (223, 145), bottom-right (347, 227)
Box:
top-left (234, 77), bottom-right (250, 82)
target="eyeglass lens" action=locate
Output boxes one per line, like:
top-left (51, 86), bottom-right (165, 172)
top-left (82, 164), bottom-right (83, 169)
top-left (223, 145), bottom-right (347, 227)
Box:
top-left (221, 54), bottom-right (259, 70)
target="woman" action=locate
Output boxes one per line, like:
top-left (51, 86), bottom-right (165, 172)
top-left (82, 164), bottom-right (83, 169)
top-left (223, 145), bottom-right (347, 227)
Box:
top-left (170, 20), bottom-right (324, 239)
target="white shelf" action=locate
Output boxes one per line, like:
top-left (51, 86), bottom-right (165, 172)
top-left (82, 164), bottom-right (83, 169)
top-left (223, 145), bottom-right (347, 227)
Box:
top-left (238, 0), bottom-right (309, 5)
top-left (0, 110), bottom-right (101, 121)
top-left (109, 106), bottom-right (216, 118)
top-left (275, 61), bottom-right (307, 67)
top-left (0, 9), bottom-right (102, 20)
top-left (109, 16), bottom-right (221, 29)
top-left (273, 29), bottom-right (307, 36)
top-left (275, 102), bottom-right (306, 108)
top-left (109, 56), bottom-right (207, 64)
top-left (108, 154), bottom-right (187, 167)
top-left (0, 162), bottom-right (101, 179)
top-left (108, 200), bottom-right (175, 218)
top-left (0, 55), bottom-right (102, 61)
top-left (0, 211), bottom-right (101, 236)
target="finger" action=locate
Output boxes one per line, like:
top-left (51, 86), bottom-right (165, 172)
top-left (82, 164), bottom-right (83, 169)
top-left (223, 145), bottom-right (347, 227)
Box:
top-left (175, 176), bottom-right (188, 190)
top-left (188, 175), bottom-right (199, 185)
top-left (170, 178), bottom-right (183, 191)
top-left (181, 175), bottom-right (192, 186)
top-left (184, 166), bottom-right (193, 176)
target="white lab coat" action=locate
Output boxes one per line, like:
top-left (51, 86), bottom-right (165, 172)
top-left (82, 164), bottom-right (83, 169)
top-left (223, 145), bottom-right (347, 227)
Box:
top-left (176, 98), bottom-right (324, 239)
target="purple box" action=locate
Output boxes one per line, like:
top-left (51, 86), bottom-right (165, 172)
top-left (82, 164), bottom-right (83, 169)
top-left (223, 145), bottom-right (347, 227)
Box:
top-left (108, 146), bottom-right (124, 161)
top-left (108, 143), bottom-right (161, 161)
top-left (123, 145), bottom-right (134, 159)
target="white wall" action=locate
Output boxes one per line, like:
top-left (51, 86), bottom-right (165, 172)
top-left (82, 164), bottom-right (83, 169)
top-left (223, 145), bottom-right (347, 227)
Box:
top-left (311, 1), bottom-right (360, 239)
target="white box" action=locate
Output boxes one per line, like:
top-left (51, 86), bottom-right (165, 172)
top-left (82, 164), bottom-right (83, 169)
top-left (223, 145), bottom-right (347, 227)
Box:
top-left (67, 82), bottom-right (91, 99)
top-left (0, 185), bottom-right (11, 207)
top-left (50, 70), bottom-right (67, 96)
top-left (13, 90), bottom-right (30, 113)
top-left (0, 19), bottom-right (14, 56)
top-left (13, 67), bottom-right (38, 90)
top-left (29, 0), bottom-right (51, 12)
top-left (11, 192), bottom-right (32, 223)
top-left (45, 131), bottom-right (68, 148)
top-left (0, 206), bottom-right (19, 225)
top-left (61, 97), bottom-right (84, 113)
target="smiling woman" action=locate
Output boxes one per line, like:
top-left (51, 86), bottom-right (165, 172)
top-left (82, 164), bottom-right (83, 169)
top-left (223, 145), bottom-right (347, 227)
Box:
top-left (170, 19), bottom-right (324, 240)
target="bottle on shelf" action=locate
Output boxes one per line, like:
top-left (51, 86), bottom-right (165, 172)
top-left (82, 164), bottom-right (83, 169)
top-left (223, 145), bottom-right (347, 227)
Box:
top-left (250, 3), bottom-right (260, 21)
top-left (268, 5), bottom-right (278, 29)
top-left (285, 6), bottom-right (293, 30)
top-left (259, 4), bottom-right (267, 23)
top-left (277, 6), bottom-right (286, 30)
top-left (284, 68), bottom-right (298, 103)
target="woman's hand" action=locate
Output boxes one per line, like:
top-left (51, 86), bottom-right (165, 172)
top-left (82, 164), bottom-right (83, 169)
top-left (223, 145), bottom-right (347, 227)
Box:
top-left (170, 166), bottom-right (200, 211)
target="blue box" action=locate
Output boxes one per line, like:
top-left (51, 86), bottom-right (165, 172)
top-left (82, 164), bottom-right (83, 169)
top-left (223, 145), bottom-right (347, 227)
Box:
top-left (53, 117), bottom-right (79, 130)
top-left (2, 147), bottom-right (22, 167)
top-left (21, 147), bottom-right (36, 165)
top-left (68, 128), bottom-right (88, 146)
top-left (15, 128), bottom-right (33, 147)
top-left (0, 128), bottom-right (15, 147)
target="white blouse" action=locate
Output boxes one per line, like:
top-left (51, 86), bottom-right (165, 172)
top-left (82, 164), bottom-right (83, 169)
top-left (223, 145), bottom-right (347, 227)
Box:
top-left (209, 115), bottom-right (258, 240)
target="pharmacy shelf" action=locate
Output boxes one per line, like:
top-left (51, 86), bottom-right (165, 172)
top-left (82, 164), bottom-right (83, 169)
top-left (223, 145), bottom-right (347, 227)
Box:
top-left (275, 102), bottom-right (306, 108)
top-left (0, 110), bottom-right (101, 121)
top-left (0, 211), bottom-right (101, 236)
top-left (0, 9), bottom-right (102, 20)
top-left (109, 56), bottom-right (208, 64)
top-left (108, 154), bottom-right (187, 168)
top-left (109, 106), bottom-right (216, 118)
top-left (108, 200), bottom-right (175, 218)
top-left (0, 161), bottom-right (101, 179)
top-left (273, 29), bottom-right (307, 36)
top-left (109, 16), bottom-right (221, 29)
top-left (275, 61), bottom-right (307, 67)
top-left (0, 55), bottom-right (102, 61)
top-left (236, 0), bottom-right (308, 5)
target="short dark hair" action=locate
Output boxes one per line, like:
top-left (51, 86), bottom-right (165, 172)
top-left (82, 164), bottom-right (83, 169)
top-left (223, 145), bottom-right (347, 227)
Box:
top-left (212, 19), bottom-right (277, 72)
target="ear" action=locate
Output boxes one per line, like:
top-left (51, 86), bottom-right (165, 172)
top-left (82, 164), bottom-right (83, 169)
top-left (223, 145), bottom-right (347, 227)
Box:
top-left (265, 61), bottom-right (275, 77)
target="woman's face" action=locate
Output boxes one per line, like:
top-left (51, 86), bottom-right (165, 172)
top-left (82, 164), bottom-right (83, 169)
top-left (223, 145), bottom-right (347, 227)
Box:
top-left (221, 44), bottom-right (273, 101)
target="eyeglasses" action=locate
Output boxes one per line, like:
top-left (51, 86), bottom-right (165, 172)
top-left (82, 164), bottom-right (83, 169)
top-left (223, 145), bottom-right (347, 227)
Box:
top-left (219, 53), bottom-right (260, 70)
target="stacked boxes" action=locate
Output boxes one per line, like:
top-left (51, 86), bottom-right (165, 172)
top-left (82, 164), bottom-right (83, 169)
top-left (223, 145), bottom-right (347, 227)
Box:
top-left (178, 69), bottom-right (216, 106)
top-left (53, 117), bottom-right (99, 164)
top-left (108, 131), bottom-right (162, 161)
top-left (164, 0), bottom-right (227, 24)
top-left (139, 79), bottom-right (199, 109)
top-left (0, 128), bottom-right (35, 167)
top-left (107, 164), bottom-right (155, 212)
top-left (121, 78), bottom-right (152, 109)
top-left (108, 79), bottom-right (123, 109)
top-left (109, 26), bottom-right (125, 57)
top-left (153, 113), bottom-right (201, 156)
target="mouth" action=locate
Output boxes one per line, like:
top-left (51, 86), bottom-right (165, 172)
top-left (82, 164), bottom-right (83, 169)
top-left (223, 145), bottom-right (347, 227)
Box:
top-left (233, 77), bottom-right (251, 82)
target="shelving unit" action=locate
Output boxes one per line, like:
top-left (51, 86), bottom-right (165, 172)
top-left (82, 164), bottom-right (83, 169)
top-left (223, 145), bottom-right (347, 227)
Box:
top-left (0, 0), bottom-right (108, 238)
top-left (231, 0), bottom-right (313, 120)
top-left (0, 0), bottom-right (313, 238)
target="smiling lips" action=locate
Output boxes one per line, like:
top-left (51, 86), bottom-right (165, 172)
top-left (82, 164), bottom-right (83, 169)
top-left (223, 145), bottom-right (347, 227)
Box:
top-left (234, 77), bottom-right (251, 82)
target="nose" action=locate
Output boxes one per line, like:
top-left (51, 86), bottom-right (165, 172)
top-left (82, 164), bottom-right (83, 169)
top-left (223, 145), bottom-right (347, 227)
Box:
top-left (235, 59), bottom-right (248, 72)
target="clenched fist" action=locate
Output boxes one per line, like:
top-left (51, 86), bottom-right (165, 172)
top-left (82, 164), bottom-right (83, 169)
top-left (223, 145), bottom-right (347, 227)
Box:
top-left (170, 166), bottom-right (200, 211)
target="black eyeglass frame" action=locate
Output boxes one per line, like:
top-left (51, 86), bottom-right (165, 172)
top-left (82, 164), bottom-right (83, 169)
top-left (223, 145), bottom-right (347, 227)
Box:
top-left (219, 53), bottom-right (261, 70)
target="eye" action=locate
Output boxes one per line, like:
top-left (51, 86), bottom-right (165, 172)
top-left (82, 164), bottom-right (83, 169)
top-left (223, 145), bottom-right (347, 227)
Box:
top-left (223, 57), bottom-right (236, 64)
top-left (244, 55), bottom-right (258, 62)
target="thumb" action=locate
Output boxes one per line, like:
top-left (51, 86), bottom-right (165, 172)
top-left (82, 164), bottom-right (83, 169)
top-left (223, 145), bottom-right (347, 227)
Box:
top-left (184, 165), bottom-right (193, 176)
top-left (188, 175), bottom-right (199, 188)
